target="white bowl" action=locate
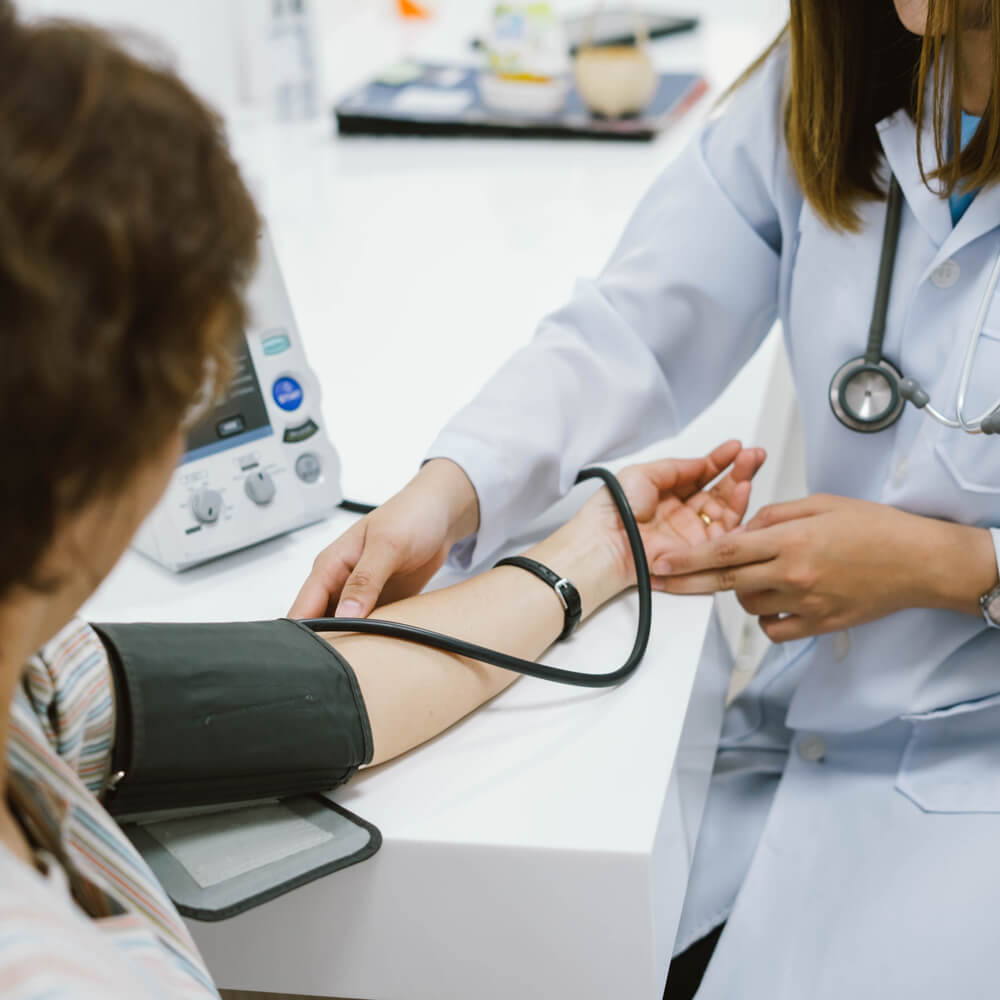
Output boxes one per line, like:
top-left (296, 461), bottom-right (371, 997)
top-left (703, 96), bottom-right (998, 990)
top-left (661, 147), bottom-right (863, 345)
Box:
top-left (477, 72), bottom-right (570, 117)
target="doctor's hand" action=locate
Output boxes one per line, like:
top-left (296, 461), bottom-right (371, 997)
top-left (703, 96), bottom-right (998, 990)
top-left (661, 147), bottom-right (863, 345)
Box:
top-left (656, 494), bottom-right (999, 641)
top-left (290, 442), bottom-right (765, 621)
top-left (290, 457), bottom-right (481, 620)
top-left (567, 440), bottom-right (767, 592)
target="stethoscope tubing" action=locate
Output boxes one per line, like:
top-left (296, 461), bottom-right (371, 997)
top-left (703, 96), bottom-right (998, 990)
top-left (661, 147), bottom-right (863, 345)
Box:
top-left (954, 244), bottom-right (1000, 431)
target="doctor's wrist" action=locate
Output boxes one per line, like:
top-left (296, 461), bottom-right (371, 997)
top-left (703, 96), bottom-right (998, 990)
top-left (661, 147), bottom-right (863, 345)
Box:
top-left (420, 458), bottom-right (481, 543)
top-left (913, 519), bottom-right (997, 616)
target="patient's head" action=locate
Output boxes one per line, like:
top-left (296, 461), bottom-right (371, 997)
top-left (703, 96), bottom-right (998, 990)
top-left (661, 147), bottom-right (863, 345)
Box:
top-left (0, 2), bottom-right (260, 638)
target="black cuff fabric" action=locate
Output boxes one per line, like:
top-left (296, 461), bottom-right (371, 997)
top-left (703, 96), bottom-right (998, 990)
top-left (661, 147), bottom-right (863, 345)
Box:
top-left (92, 618), bottom-right (373, 817)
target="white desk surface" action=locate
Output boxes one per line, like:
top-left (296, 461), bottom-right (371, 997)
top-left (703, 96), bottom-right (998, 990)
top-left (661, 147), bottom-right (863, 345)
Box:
top-left (84, 2), bottom-right (792, 997)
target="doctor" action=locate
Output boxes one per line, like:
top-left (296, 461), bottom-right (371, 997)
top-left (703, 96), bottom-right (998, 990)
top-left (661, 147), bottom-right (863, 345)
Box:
top-left (296, 0), bottom-right (1000, 996)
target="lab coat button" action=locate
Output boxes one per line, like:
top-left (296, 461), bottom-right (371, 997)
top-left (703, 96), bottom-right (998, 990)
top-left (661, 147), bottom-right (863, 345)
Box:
top-left (893, 458), bottom-right (906, 484)
top-left (798, 736), bottom-right (826, 763)
top-left (931, 259), bottom-right (960, 288)
top-left (833, 630), bottom-right (850, 661)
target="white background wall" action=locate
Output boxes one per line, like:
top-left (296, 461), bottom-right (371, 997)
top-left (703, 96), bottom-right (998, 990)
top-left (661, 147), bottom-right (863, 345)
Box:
top-left (16, 0), bottom-right (248, 109)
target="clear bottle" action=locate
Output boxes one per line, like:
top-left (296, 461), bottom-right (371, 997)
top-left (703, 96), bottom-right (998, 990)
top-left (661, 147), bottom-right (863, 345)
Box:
top-left (479, 3), bottom-right (569, 116)
top-left (269, 0), bottom-right (316, 121)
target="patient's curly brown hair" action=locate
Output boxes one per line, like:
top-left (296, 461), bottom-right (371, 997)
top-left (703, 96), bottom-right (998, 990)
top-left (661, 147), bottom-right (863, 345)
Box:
top-left (0, 1), bottom-right (260, 596)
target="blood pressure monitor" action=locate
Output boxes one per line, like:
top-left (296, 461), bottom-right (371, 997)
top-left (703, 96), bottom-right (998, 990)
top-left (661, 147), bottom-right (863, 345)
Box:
top-left (133, 230), bottom-right (342, 571)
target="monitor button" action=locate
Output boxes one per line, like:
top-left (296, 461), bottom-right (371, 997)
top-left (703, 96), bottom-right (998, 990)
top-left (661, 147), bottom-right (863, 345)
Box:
top-left (217, 414), bottom-right (246, 438)
top-left (272, 376), bottom-right (304, 411)
top-left (262, 330), bottom-right (292, 355)
top-left (295, 452), bottom-right (322, 484)
top-left (283, 419), bottom-right (319, 443)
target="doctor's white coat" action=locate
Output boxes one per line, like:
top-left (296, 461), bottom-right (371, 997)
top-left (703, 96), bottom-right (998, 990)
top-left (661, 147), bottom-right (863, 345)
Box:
top-left (428, 45), bottom-right (1000, 998)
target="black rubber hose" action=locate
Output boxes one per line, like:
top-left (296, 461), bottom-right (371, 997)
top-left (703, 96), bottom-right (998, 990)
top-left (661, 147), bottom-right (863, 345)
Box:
top-left (303, 467), bottom-right (652, 688)
top-left (865, 175), bottom-right (904, 365)
top-left (339, 498), bottom-right (377, 515)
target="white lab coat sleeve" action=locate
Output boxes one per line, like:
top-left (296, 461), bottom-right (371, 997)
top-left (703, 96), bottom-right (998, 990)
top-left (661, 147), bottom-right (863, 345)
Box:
top-left (428, 49), bottom-right (790, 569)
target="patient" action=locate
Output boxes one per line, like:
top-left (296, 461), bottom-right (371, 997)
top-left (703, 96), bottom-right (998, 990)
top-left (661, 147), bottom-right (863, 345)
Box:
top-left (0, 4), bottom-right (764, 996)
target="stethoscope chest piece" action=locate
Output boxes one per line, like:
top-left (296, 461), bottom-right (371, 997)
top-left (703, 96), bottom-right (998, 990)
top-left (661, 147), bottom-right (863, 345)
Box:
top-left (829, 171), bottom-right (1000, 437)
top-left (829, 356), bottom-right (904, 433)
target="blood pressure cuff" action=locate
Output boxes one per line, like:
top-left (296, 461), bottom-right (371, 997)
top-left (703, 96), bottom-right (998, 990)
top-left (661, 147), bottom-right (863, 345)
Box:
top-left (92, 618), bottom-right (374, 817)
top-left (89, 619), bottom-right (380, 921)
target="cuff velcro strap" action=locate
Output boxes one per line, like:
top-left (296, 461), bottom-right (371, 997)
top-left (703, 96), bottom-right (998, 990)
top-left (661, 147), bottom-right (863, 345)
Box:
top-left (92, 618), bottom-right (373, 818)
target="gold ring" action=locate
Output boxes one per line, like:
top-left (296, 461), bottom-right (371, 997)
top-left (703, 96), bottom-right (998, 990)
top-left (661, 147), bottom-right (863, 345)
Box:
top-left (699, 511), bottom-right (713, 527)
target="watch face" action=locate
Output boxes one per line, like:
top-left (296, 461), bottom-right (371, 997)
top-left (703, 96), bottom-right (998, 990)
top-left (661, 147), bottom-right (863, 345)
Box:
top-left (985, 590), bottom-right (1000, 625)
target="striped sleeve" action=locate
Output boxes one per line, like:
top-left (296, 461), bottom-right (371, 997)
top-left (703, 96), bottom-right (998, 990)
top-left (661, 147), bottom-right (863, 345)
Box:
top-left (21, 618), bottom-right (116, 796)
top-left (0, 862), bottom-right (211, 1000)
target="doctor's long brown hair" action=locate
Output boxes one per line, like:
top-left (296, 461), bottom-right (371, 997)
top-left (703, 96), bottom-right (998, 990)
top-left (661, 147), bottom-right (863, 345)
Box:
top-left (748, 0), bottom-right (1000, 229)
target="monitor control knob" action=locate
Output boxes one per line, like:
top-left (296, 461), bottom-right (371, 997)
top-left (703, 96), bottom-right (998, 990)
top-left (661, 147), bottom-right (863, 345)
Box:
top-left (191, 488), bottom-right (224, 524)
top-left (244, 470), bottom-right (276, 506)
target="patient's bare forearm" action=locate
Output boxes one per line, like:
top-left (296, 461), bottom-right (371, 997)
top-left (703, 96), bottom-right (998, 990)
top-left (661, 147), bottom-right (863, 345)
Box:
top-left (321, 524), bottom-right (621, 766)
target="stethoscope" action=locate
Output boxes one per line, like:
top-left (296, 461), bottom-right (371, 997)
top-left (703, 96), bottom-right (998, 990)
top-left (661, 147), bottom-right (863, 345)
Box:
top-left (829, 174), bottom-right (1000, 435)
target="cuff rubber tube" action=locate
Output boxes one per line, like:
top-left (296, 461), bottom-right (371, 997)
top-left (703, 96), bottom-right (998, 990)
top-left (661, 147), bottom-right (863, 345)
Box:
top-left (92, 618), bottom-right (373, 817)
top-left (302, 467), bottom-right (652, 689)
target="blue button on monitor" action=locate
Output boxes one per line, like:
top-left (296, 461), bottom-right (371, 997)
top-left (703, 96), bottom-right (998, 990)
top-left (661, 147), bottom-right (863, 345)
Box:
top-left (272, 376), bottom-right (304, 411)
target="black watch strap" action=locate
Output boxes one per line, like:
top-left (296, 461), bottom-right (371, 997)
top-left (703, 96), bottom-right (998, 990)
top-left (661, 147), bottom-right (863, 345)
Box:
top-left (494, 556), bottom-right (582, 641)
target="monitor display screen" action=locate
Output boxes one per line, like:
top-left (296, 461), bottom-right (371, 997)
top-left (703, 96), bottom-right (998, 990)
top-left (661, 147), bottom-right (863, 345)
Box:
top-left (183, 335), bottom-right (273, 464)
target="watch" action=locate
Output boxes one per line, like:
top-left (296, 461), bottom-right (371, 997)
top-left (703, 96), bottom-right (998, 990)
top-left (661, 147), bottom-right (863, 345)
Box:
top-left (493, 555), bottom-right (583, 640)
top-left (979, 581), bottom-right (1000, 628)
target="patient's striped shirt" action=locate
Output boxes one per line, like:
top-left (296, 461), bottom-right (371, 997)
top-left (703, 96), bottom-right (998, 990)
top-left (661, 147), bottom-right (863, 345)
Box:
top-left (1, 618), bottom-right (218, 998)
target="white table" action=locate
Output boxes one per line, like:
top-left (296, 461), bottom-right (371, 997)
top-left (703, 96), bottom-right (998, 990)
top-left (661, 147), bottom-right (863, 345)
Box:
top-left (84, 2), bottom-right (794, 997)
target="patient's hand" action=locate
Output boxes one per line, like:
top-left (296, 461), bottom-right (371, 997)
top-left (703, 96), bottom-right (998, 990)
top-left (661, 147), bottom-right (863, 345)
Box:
top-left (572, 440), bottom-right (766, 592)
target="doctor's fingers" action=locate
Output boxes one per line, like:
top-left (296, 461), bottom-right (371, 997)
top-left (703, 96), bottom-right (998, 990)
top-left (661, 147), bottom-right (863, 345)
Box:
top-left (289, 522), bottom-right (368, 618)
top-left (333, 536), bottom-right (411, 618)
top-left (743, 494), bottom-right (832, 531)
top-left (652, 528), bottom-right (781, 577)
top-left (290, 575), bottom-right (335, 620)
top-left (735, 590), bottom-right (788, 616)
top-left (653, 560), bottom-right (776, 596)
top-left (758, 613), bottom-right (816, 643)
